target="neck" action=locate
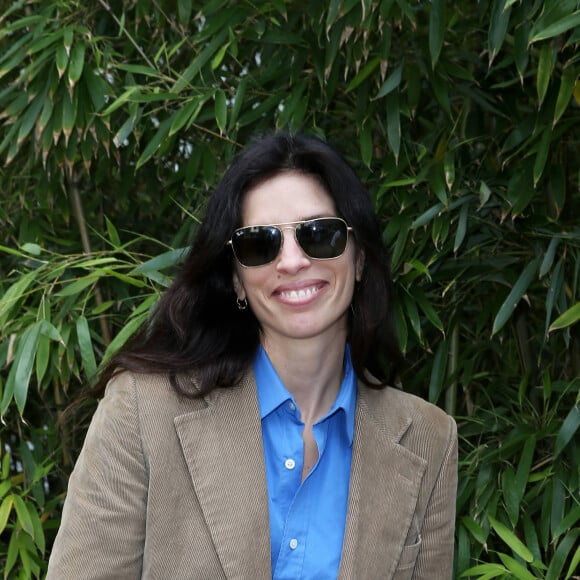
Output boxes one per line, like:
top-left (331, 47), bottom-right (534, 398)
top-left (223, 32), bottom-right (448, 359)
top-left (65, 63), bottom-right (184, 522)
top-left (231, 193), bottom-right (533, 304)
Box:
top-left (262, 333), bottom-right (347, 425)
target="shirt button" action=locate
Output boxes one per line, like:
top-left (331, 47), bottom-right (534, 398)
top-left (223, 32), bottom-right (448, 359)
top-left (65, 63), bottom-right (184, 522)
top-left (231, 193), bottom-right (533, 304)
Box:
top-left (284, 458), bottom-right (296, 470)
top-left (289, 538), bottom-right (298, 550)
top-left (288, 402), bottom-right (296, 411)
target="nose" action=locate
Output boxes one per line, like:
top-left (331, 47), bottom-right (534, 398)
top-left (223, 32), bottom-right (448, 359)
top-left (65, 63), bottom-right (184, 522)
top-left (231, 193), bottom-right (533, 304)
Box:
top-left (276, 228), bottom-right (311, 274)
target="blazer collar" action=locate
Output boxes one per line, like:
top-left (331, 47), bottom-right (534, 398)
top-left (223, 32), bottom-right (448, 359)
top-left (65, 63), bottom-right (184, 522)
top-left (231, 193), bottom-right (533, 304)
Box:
top-left (173, 374), bottom-right (272, 580)
top-left (174, 374), bottom-right (426, 580)
top-left (339, 386), bottom-right (427, 580)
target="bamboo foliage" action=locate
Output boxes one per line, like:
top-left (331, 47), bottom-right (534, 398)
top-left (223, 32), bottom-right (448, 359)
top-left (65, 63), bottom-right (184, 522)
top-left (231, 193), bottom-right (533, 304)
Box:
top-left (1, 0), bottom-right (579, 577)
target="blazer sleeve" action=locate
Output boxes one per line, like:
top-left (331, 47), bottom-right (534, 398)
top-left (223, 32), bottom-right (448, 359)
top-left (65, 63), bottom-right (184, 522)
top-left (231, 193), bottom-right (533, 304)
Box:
top-left (414, 415), bottom-right (458, 580)
top-left (46, 372), bottom-right (148, 579)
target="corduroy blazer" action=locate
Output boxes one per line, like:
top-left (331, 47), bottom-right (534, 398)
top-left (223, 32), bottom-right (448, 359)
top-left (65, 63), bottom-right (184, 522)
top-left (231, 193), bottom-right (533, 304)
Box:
top-left (47, 370), bottom-right (457, 579)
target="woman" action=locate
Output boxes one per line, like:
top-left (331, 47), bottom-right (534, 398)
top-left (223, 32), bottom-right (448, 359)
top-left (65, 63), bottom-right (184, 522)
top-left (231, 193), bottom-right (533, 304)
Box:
top-left (47, 132), bottom-right (457, 579)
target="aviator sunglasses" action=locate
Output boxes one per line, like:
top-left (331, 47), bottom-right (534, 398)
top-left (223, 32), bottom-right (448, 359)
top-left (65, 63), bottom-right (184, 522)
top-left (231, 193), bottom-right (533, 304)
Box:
top-left (228, 217), bottom-right (353, 267)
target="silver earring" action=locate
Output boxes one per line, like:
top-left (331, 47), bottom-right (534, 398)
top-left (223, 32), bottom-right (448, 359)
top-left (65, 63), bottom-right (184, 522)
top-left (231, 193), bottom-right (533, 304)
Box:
top-left (236, 297), bottom-right (248, 311)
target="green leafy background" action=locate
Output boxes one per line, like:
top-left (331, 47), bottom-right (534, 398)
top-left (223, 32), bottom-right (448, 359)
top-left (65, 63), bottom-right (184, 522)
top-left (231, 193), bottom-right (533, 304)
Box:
top-left (0, 0), bottom-right (579, 578)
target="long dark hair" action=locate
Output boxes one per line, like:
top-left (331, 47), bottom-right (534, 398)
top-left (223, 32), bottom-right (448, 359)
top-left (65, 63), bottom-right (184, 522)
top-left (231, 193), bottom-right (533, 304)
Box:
top-left (93, 132), bottom-right (403, 398)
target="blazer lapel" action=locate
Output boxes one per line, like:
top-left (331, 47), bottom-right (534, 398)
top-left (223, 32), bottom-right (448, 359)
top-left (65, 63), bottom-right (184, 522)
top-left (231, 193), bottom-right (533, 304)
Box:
top-left (339, 385), bottom-right (427, 580)
top-left (173, 374), bottom-right (271, 580)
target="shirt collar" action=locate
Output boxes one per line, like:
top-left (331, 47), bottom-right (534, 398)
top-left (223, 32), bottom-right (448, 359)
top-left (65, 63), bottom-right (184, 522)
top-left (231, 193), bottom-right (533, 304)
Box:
top-left (254, 344), bottom-right (357, 445)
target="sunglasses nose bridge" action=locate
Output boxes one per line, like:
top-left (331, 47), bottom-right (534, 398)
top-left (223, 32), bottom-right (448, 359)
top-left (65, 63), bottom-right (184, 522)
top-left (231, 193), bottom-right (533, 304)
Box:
top-left (277, 224), bottom-right (310, 264)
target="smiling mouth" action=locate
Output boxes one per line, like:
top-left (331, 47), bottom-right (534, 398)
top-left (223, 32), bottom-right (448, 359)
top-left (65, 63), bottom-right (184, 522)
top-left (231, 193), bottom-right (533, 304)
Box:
top-left (276, 284), bottom-right (324, 302)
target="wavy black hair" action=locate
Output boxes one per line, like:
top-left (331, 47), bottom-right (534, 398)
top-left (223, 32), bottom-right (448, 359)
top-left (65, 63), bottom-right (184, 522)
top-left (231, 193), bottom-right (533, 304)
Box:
top-left (93, 132), bottom-right (403, 398)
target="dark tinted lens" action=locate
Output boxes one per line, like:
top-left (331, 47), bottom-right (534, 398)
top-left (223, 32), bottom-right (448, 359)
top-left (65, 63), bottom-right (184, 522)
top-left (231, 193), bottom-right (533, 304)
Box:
top-left (296, 218), bottom-right (348, 259)
top-left (232, 226), bottom-right (281, 267)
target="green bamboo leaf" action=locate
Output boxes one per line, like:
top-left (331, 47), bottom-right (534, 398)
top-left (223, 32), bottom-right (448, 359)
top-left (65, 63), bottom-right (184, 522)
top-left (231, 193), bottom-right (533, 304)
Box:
top-left (116, 64), bottom-right (165, 78)
top-left (533, 128), bottom-right (551, 186)
top-left (326, 0), bottom-right (342, 34)
top-left (11, 494), bottom-right (34, 537)
top-left (101, 311), bottom-right (148, 365)
top-left (375, 61), bottom-right (403, 99)
top-left (76, 315), bottom-right (97, 380)
top-left (492, 257), bottom-right (541, 336)
top-left (68, 39), bottom-right (85, 87)
top-left (453, 202), bottom-right (468, 253)
top-left (488, 515), bottom-right (534, 562)
top-left (554, 504), bottom-right (580, 538)
top-left (61, 91), bottom-right (78, 139)
top-left (539, 237), bottom-right (560, 278)
top-left (215, 89), bottom-right (227, 134)
top-left (429, 0), bottom-right (445, 68)
top-left (411, 203), bottom-right (444, 230)
top-left (461, 516), bottom-right (487, 545)
top-left (105, 216), bottom-right (121, 248)
top-left (537, 43), bottom-right (554, 109)
top-left (35, 332), bottom-right (50, 387)
top-left (27, 501), bottom-right (45, 552)
top-left (553, 404), bottom-right (580, 457)
top-left (83, 69), bottom-right (108, 112)
top-left (545, 259), bottom-right (564, 338)
top-left (5, 525), bottom-right (18, 577)
top-left (514, 21), bottom-right (530, 80)
top-left (549, 302), bottom-right (580, 332)
top-left (515, 436), bottom-right (535, 499)
top-left (135, 117), bottom-right (172, 170)
top-left (488, 0), bottom-right (511, 65)
top-left (178, 0), bottom-right (193, 24)
top-left (228, 76), bottom-right (247, 131)
top-left (9, 322), bottom-right (43, 415)
top-left (55, 42), bottom-right (69, 79)
top-left (460, 562), bottom-right (508, 576)
top-left (428, 339), bottom-right (448, 403)
top-left (551, 472), bottom-right (566, 539)
top-left (402, 292), bottom-right (422, 342)
top-left (100, 86), bottom-right (140, 116)
top-left (133, 248), bottom-right (187, 274)
top-left (173, 29), bottom-right (228, 93)
top-left (566, 544), bottom-right (580, 579)
top-left (479, 181), bottom-right (492, 208)
top-left (169, 97), bottom-right (203, 137)
top-left (546, 529), bottom-right (580, 580)
top-left (415, 291), bottom-right (444, 332)
top-left (530, 10), bottom-right (580, 43)
top-left (1, 453), bottom-right (9, 479)
top-left (211, 42), bottom-right (230, 70)
top-left (345, 56), bottom-right (381, 93)
top-left (497, 553), bottom-right (536, 580)
top-left (386, 91), bottom-right (400, 163)
top-left (502, 467), bottom-right (519, 527)
top-left (394, 299), bottom-right (408, 354)
top-left (16, 93), bottom-right (44, 145)
top-left (554, 65), bottom-right (577, 127)
top-left (55, 274), bottom-right (98, 297)
top-left (429, 169), bottom-right (448, 206)
top-left (359, 124), bottom-right (373, 168)
top-left (0, 495), bottom-right (14, 535)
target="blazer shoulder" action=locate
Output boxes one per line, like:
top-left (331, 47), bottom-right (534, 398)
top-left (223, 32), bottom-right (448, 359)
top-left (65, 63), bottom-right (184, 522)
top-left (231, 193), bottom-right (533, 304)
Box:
top-left (359, 384), bottom-right (456, 453)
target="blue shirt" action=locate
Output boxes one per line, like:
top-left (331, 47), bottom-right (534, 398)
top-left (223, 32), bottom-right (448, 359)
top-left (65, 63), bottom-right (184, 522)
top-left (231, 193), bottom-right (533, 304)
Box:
top-left (254, 345), bottom-right (357, 580)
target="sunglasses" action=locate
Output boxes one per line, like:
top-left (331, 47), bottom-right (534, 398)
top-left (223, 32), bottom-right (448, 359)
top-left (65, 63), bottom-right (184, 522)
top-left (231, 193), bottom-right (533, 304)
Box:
top-left (228, 217), bottom-right (353, 267)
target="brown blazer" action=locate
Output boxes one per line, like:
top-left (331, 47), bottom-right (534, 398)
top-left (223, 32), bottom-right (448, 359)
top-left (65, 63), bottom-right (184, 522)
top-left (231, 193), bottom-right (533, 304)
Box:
top-left (47, 370), bottom-right (457, 579)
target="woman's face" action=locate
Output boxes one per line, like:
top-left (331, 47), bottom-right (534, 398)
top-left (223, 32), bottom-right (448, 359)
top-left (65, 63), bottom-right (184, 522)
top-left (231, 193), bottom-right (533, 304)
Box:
top-left (232, 171), bottom-right (363, 348)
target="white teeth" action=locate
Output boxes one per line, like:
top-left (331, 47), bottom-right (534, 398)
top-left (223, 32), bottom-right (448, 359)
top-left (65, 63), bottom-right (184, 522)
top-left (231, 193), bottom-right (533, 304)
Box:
top-left (280, 286), bottom-right (319, 300)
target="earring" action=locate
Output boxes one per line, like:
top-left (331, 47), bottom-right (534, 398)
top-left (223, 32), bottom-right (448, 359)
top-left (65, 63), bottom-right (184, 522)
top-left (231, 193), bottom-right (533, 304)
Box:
top-left (236, 297), bottom-right (248, 311)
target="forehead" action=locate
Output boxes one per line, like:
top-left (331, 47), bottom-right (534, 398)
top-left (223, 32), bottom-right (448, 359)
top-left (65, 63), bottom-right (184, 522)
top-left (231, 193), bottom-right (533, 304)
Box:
top-left (240, 171), bottom-right (337, 226)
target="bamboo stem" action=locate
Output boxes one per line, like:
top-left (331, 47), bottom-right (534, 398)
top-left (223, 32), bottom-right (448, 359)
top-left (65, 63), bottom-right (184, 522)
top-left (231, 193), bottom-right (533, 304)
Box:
top-left (68, 174), bottom-right (112, 346)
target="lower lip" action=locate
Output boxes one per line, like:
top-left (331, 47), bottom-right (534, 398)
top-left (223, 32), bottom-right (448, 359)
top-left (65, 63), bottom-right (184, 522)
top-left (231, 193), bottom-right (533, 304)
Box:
top-left (274, 284), bottom-right (326, 306)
